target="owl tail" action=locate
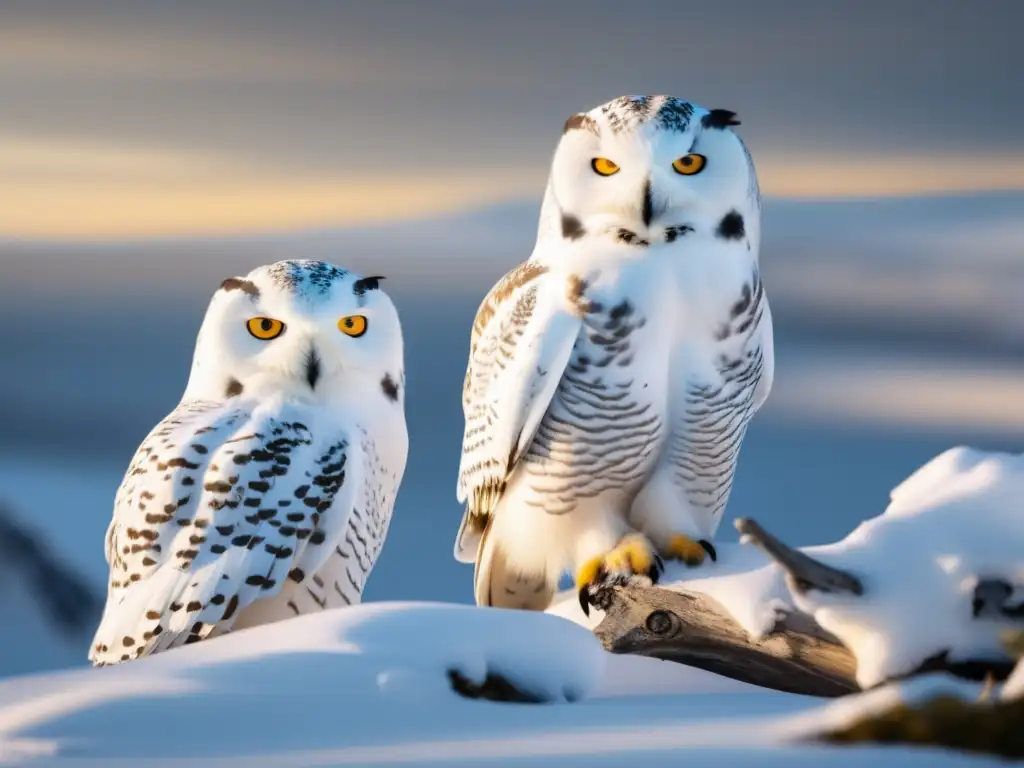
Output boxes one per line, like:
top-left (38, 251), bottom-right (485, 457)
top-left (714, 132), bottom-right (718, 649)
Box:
top-left (473, 515), bottom-right (555, 611)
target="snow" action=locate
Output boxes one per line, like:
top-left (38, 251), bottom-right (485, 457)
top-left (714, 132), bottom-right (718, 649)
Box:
top-left (0, 600), bottom-right (999, 767)
top-left (607, 446), bottom-right (1024, 691)
top-left (784, 446), bottom-right (1024, 688)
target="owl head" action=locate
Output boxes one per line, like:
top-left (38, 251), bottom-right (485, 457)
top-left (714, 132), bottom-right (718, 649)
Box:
top-left (539, 95), bottom-right (760, 251)
top-left (184, 259), bottom-right (404, 408)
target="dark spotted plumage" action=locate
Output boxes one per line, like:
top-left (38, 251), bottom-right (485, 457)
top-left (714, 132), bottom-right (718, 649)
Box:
top-left (669, 266), bottom-right (767, 522)
top-left (380, 373), bottom-right (400, 402)
top-left (616, 228), bottom-right (650, 247)
top-left (561, 213), bottom-right (586, 241)
top-left (714, 268), bottom-right (764, 341)
top-left (657, 99), bottom-right (697, 132)
top-left (701, 109), bottom-right (741, 130)
top-left (353, 275), bottom-right (385, 296)
top-left (563, 113), bottom-right (599, 136)
top-left (267, 260), bottom-right (349, 298)
top-left (468, 261), bottom-right (550, 353)
top-left (663, 225), bottom-right (694, 243)
top-left (459, 269), bottom-right (560, 522)
top-left (224, 378), bottom-right (244, 398)
top-left (89, 397), bottom-right (396, 666)
top-left (220, 278), bottom-right (261, 298)
top-left (716, 210), bottom-right (746, 241)
top-left (521, 298), bottom-right (661, 514)
top-left (600, 95), bottom-right (698, 135)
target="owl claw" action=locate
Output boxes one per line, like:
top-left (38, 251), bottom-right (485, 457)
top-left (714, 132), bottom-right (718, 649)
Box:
top-left (575, 533), bottom-right (660, 617)
top-left (579, 586), bottom-right (593, 617)
top-left (699, 539), bottom-right (718, 562)
top-left (664, 533), bottom-right (714, 567)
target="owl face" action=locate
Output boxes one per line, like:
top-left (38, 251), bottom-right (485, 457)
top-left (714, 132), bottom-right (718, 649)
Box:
top-left (185, 260), bottom-right (404, 405)
top-left (548, 96), bottom-right (758, 246)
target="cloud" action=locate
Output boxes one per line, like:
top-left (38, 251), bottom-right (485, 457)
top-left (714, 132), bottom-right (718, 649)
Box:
top-left (2, 133), bottom-right (1023, 237)
top-left (1, 1), bottom-right (1022, 236)
top-left (0, 135), bottom-right (546, 237)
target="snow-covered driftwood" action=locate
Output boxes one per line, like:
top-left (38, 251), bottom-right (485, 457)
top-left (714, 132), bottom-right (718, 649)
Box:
top-left (591, 512), bottom-right (1019, 698)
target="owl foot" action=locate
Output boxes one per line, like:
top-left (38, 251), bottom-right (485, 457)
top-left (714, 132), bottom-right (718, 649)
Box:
top-left (576, 533), bottom-right (663, 617)
top-left (664, 533), bottom-right (717, 567)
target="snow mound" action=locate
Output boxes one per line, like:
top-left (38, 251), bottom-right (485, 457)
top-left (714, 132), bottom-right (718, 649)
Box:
top-left (652, 447), bottom-right (1024, 691)
top-left (786, 447), bottom-right (1024, 688)
top-left (552, 447), bottom-right (1024, 692)
top-left (0, 599), bottom-right (1004, 766)
top-left (0, 603), bottom-right (605, 763)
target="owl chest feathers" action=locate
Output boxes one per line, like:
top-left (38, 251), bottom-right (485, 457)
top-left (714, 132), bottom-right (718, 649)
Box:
top-left (514, 235), bottom-right (764, 515)
top-left (518, 274), bottom-right (673, 512)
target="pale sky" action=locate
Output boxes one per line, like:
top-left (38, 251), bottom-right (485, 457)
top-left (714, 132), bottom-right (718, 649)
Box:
top-left (2, 0), bottom-right (1023, 238)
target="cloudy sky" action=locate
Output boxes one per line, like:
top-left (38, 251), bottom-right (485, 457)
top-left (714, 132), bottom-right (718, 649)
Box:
top-left (2, 0), bottom-right (1022, 238)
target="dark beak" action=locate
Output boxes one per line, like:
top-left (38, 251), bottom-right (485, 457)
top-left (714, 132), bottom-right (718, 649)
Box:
top-left (305, 348), bottom-right (321, 390)
top-left (641, 179), bottom-right (654, 227)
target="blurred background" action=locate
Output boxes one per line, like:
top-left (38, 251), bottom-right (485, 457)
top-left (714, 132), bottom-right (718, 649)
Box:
top-left (1, 0), bottom-right (1023, 678)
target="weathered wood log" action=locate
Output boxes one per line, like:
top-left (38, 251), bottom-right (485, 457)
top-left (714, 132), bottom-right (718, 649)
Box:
top-left (734, 518), bottom-right (863, 596)
top-left (589, 577), bottom-right (859, 697)
top-left (588, 517), bottom-right (1018, 698)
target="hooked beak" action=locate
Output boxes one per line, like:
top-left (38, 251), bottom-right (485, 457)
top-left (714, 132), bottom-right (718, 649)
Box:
top-left (305, 347), bottom-right (321, 390)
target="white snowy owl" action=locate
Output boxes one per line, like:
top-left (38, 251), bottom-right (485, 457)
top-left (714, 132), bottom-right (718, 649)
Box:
top-left (454, 95), bottom-right (774, 614)
top-left (90, 260), bottom-right (408, 665)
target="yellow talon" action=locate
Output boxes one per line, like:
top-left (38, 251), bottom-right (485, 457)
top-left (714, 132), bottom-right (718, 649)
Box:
top-left (666, 533), bottom-right (713, 566)
top-left (575, 556), bottom-right (604, 591)
top-left (613, 533), bottom-right (658, 574)
top-left (575, 533), bottom-right (662, 617)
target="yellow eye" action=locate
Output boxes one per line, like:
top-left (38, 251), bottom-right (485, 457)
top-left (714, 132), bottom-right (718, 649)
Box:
top-left (338, 315), bottom-right (368, 337)
top-left (246, 317), bottom-right (285, 340)
top-left (591, 157), bottom-right (620, 176)
top-left (672, 154), bottom-right (707, 175)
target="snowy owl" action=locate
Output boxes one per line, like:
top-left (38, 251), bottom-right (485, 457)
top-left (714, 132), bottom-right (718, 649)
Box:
top-left (90, 260), bottom-right (408, 665)
top-left (454, 95), bottom-right (773, 614)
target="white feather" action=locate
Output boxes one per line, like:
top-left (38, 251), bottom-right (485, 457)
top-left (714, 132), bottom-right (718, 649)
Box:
top-left (454, 268), bottom-right (583, 561)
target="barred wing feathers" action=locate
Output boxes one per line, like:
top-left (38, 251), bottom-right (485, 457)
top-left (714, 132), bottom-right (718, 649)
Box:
top-left (453, 263), bottom-right (582, 562)
top-left (89, 399), bottom-right (359, 665)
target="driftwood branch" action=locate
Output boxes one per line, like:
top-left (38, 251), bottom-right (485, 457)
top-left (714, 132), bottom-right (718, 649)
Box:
top-left (735, 518), bottom-right (863, 596)
top-left (589, 517), bottom-right (1018, 698)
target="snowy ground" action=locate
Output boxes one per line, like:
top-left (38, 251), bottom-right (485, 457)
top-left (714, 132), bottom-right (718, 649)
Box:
top-left (0, 601), bottom-right (1000, 767)
top-left (2, 445), bottom-right (1021, 766)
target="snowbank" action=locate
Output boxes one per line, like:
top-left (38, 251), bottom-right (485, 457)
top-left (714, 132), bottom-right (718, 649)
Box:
top-left (783, 447), bottom-right (1024, 688)
top-left (572, 446), bottom-right (1023, 692)
top-left (0, 603), bottom-right (608, 763)
top-left (0, 599), bottom-right (998, 767)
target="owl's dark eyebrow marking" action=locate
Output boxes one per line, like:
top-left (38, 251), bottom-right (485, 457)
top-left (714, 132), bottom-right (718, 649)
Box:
top-left (220, 278), bottom-right (260, 299)
top-left (562, 114), bottom-right (599, 136)
top-left (702, 109), bottom-right (741, 130)
top-left (352, 276), bottom-right (385, 296)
